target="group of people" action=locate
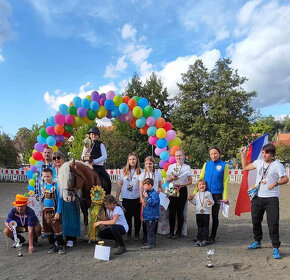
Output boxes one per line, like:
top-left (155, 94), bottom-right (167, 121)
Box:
top-left (4, 126), bottom-right (289, 260)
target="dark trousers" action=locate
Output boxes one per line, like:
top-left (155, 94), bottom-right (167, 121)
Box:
top-left (98, 225), bottom-right (126, 247)
top-left (93, 165), bottom-right (112, 194)
top-left (144, 220), bottom-right (157, 246)
top-left (169, 187), bottom-right (187, 235)
top-left (251, 196), bottom-right (280, 248)
top-left (122, 198), bottom-right (141, 237)
top-left (48, 233), bottom-right (64, 246)
top-left (210, 194), bottom-right (222, 239)
top-left (196, 214), bottom-right (210, 241)
top-left (143, 221), bottom-right (158, 241)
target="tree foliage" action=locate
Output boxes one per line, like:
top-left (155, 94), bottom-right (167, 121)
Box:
top-left (0, 132), bottom-right (19, 168)
top-left (276, 143), bottom-right (290, 162)
top-left (172, 58), bottom-right (257, 167)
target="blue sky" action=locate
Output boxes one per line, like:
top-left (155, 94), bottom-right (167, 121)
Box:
top-left (0, 0), bottom-right (289, 137)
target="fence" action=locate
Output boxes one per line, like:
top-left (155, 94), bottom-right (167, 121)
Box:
top-left (1, 168), bottom-right (289, 184)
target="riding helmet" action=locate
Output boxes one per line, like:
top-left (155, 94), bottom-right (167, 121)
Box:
top-left (88, 127), bottom-right (100, 135)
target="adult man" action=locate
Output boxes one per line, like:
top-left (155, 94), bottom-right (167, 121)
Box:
top-left (241, 143), bottom-right (289, 259)
top-left (4, 194), bottom-right (41, 254)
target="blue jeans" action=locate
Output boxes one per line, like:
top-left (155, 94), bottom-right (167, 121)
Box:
top-left (144, 220), bottom-right (157, 247)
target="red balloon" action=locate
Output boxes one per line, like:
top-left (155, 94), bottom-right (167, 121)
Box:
top-left (163, 122), bottom-right (172, 131)
top-left (56, 141), bottom-right (62, 147)
top-left (163, 162), bottom-right (171, 171)
top-left (128, 98), bottom-right (137, 110)
top-left (122, 96), bottom-right (130, 104)
top-left (63, 131), bottom-right (71, 138)
top-left (32, 152), bottom-right (43, 161)
top-left (130, 118), bottom-right (137, 128)
top-left (155, 117), bottom-right (165, 128)
top-left (140, 125), bottom-right (148, 135)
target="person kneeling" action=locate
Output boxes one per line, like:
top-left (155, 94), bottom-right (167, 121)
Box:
top-left (4, 194), bottom-right (41, 254)
top-left (141, 178), bottom-right (160, 249)
top-left (94, 195), bottom-right (128, 255)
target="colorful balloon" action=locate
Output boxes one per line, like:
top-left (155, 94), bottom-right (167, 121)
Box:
top-left (82, 98), bottom-right (91, 109)
top-left (152, 109), bottom-right (162, 120)
top-left (48, 116), bottom-right (56, 126)
top-left (104, 99), bottom-right (115, 111)
top-left (77, 107), bottom-right (87, 118)
top-left (119, 103), bottom-right (129, 114)
top-left (34, 142), bottom-right (44, 152)
top-left (55, 113), bottom-right (65, 125)
top-left (87, 109), bottom-right (97, 120)
top-left (160, 151), bottom-right (170, 161)
top-left (39, 127), bottom-right (48, 138)
top-left (143, 105), bottom-right (153, 117)
top-left (165, 130), bottom-right (176, 141)
top-left (37, 135), bottom-right (46, 144)
top-left (46, 136), bottom-right (56, 146)
top-left (90, 101), bottom-right (99, 112)
top-left (148, 135), bottom-right (158, 145)
top-left (68, 106), bottom-right (77, 116)
top-left (65, 114), bottom-right (74, 125)
top-left (155, 147), bottom-right (167, 156)
top-left (155, 117), bottom-right (165, 128)
top-left (106, 91), bottom-right (115, 100)
top-left (54, 124), bottom-right (64, 135)
top-left (91, 91), bottom-right (100, 102)
top-left (59, 104), bottom-right (68, 115)
top-left (137, 97), bottom-right (149, 109)
top-left (146, 116), bottom-right (155, 127)
top-left (156, 138), bottom-right (167, 149)
top-left (97, 106), bottom-right (108, 118)
top-left (170, 145), bottom-right (180, 156)
top-left (168, 156), bottom-right (176, 164)
top-left (113, 95), bottom-right (123, 106)
top-left (122, 96), bottom-right (130, 104)
top-left (72, 96), bottom-right (82, 108)
top-left (169, 137), bottom-right (182, 147)
top-left (132, 106), bottom-right (143, 118)
top-left (128, 98), bottom-right (137, 110)
top-left (163, 122), bottom-right (172, 131)
top-left (136, 117), bottom-right (146, 128)
top-left (156, 128), bottom-right (166, 139)
top-left (147, 126), bottom-right (157, 136)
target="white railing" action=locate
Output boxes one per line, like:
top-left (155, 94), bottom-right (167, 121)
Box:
top-left (1, 168), bottom-right (289, 184)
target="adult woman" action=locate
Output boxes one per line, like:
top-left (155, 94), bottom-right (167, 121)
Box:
top-left (116, 153), bottom-right (142, 241)
top-left (139, 156), bottom-right (163, 243)
top-left (167, 150), bottom-right (192, 239)
top-left (189, 146), bottom-right (229, 244)
top-left (81, 127), bottom-right (111, 194)
top-left (53, 151), bottom-right (80, 248)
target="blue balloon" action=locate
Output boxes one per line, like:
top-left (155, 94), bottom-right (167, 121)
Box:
top-left (162, 181), bottom-right (169, 190)
top-left (90, 101), bottom-right (99, 112)
top-left (72, 96), bottom-right (82, 108)
top-left (160, 151), bottom-right (170, 161)
top-left (104, 99), bottom-right (114, 111)
top-left (82, 98), bottom-right (91, 109)
top-left (137, 97), bottom-right (149, 109)
top-left (36, 161), bottom-right (43, 168)
top-left (48, 116), bottom-right (56, 126)
top-left (111, 106), bottom-right (120, 118)
top-left (59, 104), bottom-right (68, 115)
top-left (46, 136), bottom-right (56, 146)
top-left (26, 170), bottom-right (34, 179)
top-left (119, 103), bottom-right (129, 114)
top-left (147, 126), bottom-right (157, 136)
top-left (152, 109), bottom-right (162, 120)
top-left (37, 135), bottom-right (46, 144)
top-left (136, 117), bottom-right (146, 128)
top-left (27, 185), bottom-right (35, 191)
top-left (156, 138), bottom-right (167, 149)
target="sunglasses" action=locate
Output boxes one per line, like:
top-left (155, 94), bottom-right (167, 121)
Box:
top-left (53, 156), bottom-right (61, 160)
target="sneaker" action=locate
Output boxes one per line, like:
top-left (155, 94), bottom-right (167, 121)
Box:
top-left (47, 245), bottom-right (57, 254)
top-left (200, 240), bottom-right (208, 247)
top-left (66, 240), bottom-right (74, 248)
top-left (114, 246), bottom-right (126, 255)
top-left (58, 246), bottom-right (66, 255)
top-left (208, 237), bottom-right (215, 244)
top-left (141, 245), bottom-right (154, 249)
top-left (12, 236), bottom-right (25, 248)
top-left (172, 234), bottom-right (181, 239)
top-left (167, 233), bottom-right (174, 239)
top-left (195, 241), bottom-right (201, 247)
top-left (248, 241), bottom-right (262, 250)
top-left (41, 233), bottom-right (48, 239)
top-left (273, 248), bottom-right (281, 259)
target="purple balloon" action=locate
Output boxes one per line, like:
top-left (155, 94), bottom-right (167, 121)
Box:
top-left (77, 107), bottom-right (87, 118)
top-left (118, 114), bottom-right (127, 122)
top-left (100, 93), bottom-right (106, 99)
top-left (124, 110), bottom-right (133, 122)
top-left (106, 91), bottom-right (115, 100)
top-left (165, 130), bottom-right (177, 142)
top-left (146, 116), bottom-right (155, 127)
top-left (91, 91), bottom-right (100, 102)
top-left (55, 135), bottom-right (64, 142)
top-left (107, 111), bottom-right (112, 119)
top-left (30, 165), bottom-right (37, 173)
top-left (159, 160), bottom-right (166, 168)
top-left (34, 142), bottom-right (44, 152)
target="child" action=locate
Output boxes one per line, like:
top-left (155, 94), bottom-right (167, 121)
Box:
top-left (141, 178), bottom-right (160, 249)
top-left (189, 179), bottom-right (214, 247)
top-left (41, 168), bottom-right (65, 254)
top-left (94, 195), bottom-right (129, 255)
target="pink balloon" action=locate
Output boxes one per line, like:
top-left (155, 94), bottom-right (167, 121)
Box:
top-left (65, 114), bottom-right (74, 125)
top-left (118, 114), bottom-right (127, 122)
top-left (168, 156), bottom-right (176, 164)
top-left (154, 147), bottom-right (167, 156)
top-left (148, 135), bottom-right (158, 145)
top-left (46, 126), bottom-right (55, 135)
top-left (54, 113), bottom-right (65, 125)
top-left (146, 116), bottom-right (155, 127)
top-left (124, 110), bottom-right (133, 122)
top-left (165, 130), bottom-right (176, 141)
top-left (106, 91), bottom-right (115, 100)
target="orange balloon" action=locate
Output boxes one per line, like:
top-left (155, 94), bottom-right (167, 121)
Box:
top-left (123, 96), bottom-right (130, 104)
top-left (69, 101), bottom-right (73, 106)
top-left (155, 117), bottom-right (165, 128)
top-left (128, 98), bottom-right (137, 110)
top-left (130, 118), bottom-right (137, 128)
top-left (170, 145), bottom-right (180, 156)
top-left (140, 125), bottom-right (148, 135)
top-left (54, 124), bottom-right (64, 135)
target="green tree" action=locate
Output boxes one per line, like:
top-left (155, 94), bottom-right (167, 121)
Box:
top-left (0, 132), bottom-right (19, 168)
top-left (276, 143), bottom-right (290, 162)
top-left (172, 58), bottom-right (257, 167)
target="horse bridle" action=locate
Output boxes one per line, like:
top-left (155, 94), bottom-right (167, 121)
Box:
top-left (65, 167), bottom-right (85, 198)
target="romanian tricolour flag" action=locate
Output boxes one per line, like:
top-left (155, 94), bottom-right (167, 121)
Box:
top-left (235, 133), bottom-right (269, 216)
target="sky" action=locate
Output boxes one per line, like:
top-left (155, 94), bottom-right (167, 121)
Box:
top-left (0, 0), bottom-right (289, 137)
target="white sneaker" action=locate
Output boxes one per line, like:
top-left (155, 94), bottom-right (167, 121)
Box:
top-left (66, 240), bottom-right (74, 247)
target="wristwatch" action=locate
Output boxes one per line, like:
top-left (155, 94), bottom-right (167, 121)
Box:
top-left (275, 182), bottom-right (279, 187)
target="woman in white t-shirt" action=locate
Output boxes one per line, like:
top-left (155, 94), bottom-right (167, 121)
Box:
top-left (116, 152), bottom-right (142, 241)
top-left (94, 195), bottom-right (128, 256)
top-left (139, 156), bottom-right (163, 243)
top-left (166, 150), bottom-right (192, 239)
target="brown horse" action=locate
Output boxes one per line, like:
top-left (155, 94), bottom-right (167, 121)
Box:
top-left (58, 159), bottom-right (102, 235)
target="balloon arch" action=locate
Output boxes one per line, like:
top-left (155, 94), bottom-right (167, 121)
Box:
top-left (25, 91), bottom-right (182, 191)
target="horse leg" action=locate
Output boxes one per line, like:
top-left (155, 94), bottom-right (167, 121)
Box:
top-left (80, 199), bottom-right (89, 241)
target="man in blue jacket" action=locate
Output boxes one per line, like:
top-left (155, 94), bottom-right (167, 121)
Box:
top-left (141, 178), bottom-right (160, 249)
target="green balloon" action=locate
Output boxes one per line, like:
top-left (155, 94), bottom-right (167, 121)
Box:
top-left (133, 96), bottom-right (140, 102)
top-left (32, 173), bottom-right (37, 180)
top-left (143, 105), bottom-right (153, 117)
top-left (87, 109), bottom-right (97, 120)
top-left (68, 105), bottom-right (77, 116)
top-left (39, 127), bottom-right (48, 138)
top-left (64, 124), bottom-right (73, 133)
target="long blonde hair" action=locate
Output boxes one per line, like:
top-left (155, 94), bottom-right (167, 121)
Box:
top-left (144, 156), bottom-right (155, 180)
top-left (123, 152), bottom-right (141, 177)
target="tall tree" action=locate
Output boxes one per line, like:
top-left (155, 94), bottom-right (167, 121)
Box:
top-left (0, 132), bottom-right (19, 168)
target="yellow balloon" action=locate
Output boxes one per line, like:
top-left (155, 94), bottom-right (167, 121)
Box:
top-left (169, 137), bottom-right (181, 148)
top-left (97, 106), bottom-right (108, 118)
top-left (32, 149), bottom-right (37, 153)
top-left (49, 146), bottom-right (58, 152)
top-left (74, 116), bottom-right (84, 127)
top-left (113, 95), bottom-right (123, 106)
top-left (29, 157), bottom-right (37, 165)
top-left (132, 106), bottom-right (143, 118)
top-left (29, 179), bottom-right (35, 187)
top-left (83, 116), bottom-right (92, 124)
top-left (85, 95), bottom-right (92, 101)
top-left (161, 169), bottom-right (167, 178)
top-left (156, 128), bottom-right (166, 139)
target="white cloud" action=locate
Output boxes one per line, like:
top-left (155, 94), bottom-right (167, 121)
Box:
top-left (98, 82), bottom-right (117, 94)
top-left (237, 0), bottom-right (262, 26)
top-left (104, 56), bottom-right (128, 78)
top-left (230, 1), bottom-right (290, 108)
top-left (0, 52), bottom-right (4, 62)
top-left (121, 23), bottom-right (137, 40)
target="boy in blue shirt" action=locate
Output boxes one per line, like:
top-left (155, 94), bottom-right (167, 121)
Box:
top-left (141, 178), bottom-right (160, 249)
